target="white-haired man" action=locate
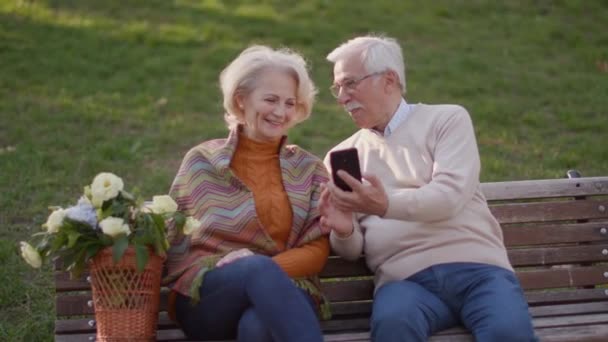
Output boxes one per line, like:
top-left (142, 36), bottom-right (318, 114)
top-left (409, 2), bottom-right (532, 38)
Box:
top-left (319, 35), bottom-right (537, 342)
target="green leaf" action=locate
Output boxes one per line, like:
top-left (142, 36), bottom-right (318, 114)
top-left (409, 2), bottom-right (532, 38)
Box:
top-left (121, 190), bottom-right (135, 202)
top-left (85, 244), bottom-right (101, 260)
top-left (51, 233), bottom-right (67, 251)
top-left (99, 233), bottom-right (113, 246)
top-left (112, 235), bottom-right (129, 263)
top-left (70, 249), bottom-right (87, 279)
top-left (67, 231), bottom-right (81, 248)
top-left (134, 244), bottom-right (148, 273)
top-left (173, 212), bottom-right (186, 232)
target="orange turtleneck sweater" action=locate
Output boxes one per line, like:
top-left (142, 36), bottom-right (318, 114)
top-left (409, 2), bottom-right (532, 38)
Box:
top-left (230, 132), bottom-right (329, 277)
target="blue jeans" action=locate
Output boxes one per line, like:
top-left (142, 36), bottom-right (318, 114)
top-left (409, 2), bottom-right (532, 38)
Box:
top-left (371, 263), bottom-right (538, 342)
top-left (174, 255), bottom-right (323, 342)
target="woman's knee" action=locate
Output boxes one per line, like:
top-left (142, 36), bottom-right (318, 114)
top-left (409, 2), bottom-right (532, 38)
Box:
top-left (233, 254), bottom-right (283, 278)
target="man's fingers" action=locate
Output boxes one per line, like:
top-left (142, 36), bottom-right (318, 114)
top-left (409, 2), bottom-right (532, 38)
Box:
top-left (363, 173), bottom-right (382, 188)
top-left (337, 170), bottom-right (363, 191)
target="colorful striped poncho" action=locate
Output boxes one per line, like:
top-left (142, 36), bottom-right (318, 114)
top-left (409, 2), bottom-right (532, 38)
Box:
top-left (163, 127), bottom-right (332, 319)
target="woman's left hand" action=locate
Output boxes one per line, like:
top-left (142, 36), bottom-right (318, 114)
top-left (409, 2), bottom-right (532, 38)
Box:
top-left (216, 248), bottom-right (255, 267)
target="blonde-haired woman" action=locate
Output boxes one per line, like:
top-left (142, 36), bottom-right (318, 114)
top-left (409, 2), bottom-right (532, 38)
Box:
top-left (163, 46), bottom-right (329, 342)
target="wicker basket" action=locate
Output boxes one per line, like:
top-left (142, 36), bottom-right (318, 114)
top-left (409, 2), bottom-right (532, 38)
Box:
top-left (89, 246), bottom-right (164, 341)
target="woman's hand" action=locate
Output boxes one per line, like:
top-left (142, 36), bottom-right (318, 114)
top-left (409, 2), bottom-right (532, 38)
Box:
top-left (319, 184), bottom-right (355, 237)
top-left (216, 248), bottom-right (254, 267)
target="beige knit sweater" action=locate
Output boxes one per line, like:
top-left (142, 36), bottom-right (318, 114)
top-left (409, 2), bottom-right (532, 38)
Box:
top-left (325, 104), bottom-right (513, 292)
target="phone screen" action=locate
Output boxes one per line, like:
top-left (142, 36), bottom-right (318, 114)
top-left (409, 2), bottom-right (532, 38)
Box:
top-left (329, 148), bottom-right (362, 192)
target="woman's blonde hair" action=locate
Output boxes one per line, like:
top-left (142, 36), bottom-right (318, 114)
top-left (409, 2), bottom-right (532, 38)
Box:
top-left (220, 45), bottom-right (317, 130)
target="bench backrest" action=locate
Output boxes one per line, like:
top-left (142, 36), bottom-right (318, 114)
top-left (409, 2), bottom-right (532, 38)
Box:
top-left (54, 176), bottom-right (608, 338)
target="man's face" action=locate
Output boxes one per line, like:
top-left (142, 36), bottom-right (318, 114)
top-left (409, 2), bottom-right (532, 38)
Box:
top-left (332, 57), bottom-right (388, 130)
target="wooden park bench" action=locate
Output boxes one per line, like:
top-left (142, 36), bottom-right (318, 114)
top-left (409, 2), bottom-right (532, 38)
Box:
top-left (55, 173), bottom-right (608, 341)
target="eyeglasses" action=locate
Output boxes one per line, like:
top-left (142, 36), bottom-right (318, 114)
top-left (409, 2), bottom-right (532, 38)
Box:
top-left (329, 72), bottom-right (384, 98)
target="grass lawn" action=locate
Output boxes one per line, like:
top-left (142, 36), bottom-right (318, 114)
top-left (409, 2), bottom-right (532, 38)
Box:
top-left (1, 0), bottom-right (607, 340)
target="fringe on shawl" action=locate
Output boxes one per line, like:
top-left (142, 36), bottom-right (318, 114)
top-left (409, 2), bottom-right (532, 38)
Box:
top-left (292, 277), bottom-right (332, 320)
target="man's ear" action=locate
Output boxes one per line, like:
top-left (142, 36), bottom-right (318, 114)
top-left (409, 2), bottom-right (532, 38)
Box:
top-left (384, 70), bottom-right (400, 92)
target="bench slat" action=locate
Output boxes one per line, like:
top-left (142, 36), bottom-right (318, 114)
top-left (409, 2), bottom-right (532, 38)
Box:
top-left (534, 324), bottom-right (608, 342)
top-left (517, 265), bottom-right (608, 289)
top-left (320, 258), bottom-right (369, 278)
top-left (503, 222), bottom-right (608, 246)
top-left (508, 244), bottom-right (608, 267)
top-left (327, 300), bottom-right (608, 318)
top-left (322, 281), bottom-right (608, 304)
top-left (481, 177), bottom-right (608, 201)
top-left (322, 256), bottom-right (608, 280)
top-left (490, 199), bottom-right (608, 224)
top-left (324, 323), bottom-right (608, 342)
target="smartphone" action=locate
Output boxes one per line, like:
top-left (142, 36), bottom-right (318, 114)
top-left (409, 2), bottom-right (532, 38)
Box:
top-left (329, 148), bottom-right (362, 192)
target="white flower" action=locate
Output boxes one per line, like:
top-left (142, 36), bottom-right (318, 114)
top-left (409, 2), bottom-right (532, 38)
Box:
top-left (99, 217), bottom-right (131, 237)
top-left (90, 172), bottom-right (124, 207)
top-left (20, 242), bottom-right (42, 268)
top-left (183, 217), bottom-right (200, 235)
top-left (44, 209), bottom-right (66, 233)
top-left (146, 195), bottom-right (178, 214)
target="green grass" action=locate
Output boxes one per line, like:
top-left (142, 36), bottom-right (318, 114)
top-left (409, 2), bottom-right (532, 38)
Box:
top-left (1, 0), bottom-right (607, 340)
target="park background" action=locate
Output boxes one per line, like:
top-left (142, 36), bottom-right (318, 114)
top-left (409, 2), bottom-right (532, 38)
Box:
top-left (1, 0), bottom-right (606, 340)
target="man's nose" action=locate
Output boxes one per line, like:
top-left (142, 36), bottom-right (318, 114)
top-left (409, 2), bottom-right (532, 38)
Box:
top-left (337, 88), bottom-right (350, 105)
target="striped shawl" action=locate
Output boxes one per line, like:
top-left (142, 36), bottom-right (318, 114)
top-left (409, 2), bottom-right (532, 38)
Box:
top-left (163, 127), bottom-right (331, 318)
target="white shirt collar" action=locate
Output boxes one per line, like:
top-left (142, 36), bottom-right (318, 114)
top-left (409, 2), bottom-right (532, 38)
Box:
top-left (381, 98), bottom-right (413, 137)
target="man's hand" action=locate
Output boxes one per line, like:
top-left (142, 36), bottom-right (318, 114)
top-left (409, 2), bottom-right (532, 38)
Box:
top-left (329, 171), bottom-right (389, 217)
top-left (319, 184), bottom-right (354, 237)
top-left (216, 248), bottom-right (254, 267)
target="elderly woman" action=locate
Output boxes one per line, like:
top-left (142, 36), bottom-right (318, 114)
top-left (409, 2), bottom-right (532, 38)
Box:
top-left (163, 46), bottom-right (330, 342)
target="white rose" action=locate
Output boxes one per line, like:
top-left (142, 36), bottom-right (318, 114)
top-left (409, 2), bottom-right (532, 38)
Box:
top-left (90, 173), bottom-right (124, 207)
top-left (99, 217), bottom-right (131, 238)
top-left (44, 208), bottom-right (66, 233)
top-left (20, 241), bottom-right (42, 268)
top-left (147, 195), bottom-right (178, 214)
top-left (183, 217), bottom-right (200, 235)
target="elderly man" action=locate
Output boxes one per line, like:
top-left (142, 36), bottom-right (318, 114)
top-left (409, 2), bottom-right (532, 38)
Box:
top-left (319, 35), bottom-right (537, 342)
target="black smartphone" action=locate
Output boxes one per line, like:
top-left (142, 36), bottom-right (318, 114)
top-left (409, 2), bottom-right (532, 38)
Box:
top-left (329, 148), bottom-right (362, 192)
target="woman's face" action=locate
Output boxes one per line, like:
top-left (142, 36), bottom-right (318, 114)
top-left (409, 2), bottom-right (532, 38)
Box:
top-left (237, 69), bottom-right (298, 142)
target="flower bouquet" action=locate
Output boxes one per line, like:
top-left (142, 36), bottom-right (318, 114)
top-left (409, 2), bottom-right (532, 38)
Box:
top-left (20, 172), bottom-right (198, 341)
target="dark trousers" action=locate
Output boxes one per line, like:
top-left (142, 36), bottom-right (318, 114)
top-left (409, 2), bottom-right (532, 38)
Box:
top-left (175, 255), bottom-right (323, 342)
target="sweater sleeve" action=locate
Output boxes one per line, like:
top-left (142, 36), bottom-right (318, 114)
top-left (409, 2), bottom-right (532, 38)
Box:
top-left (384, 106), bottom-right (481, 222)
top-left (329, 214), bottom-right (364, 261)
top-left (273, 236), bottom-right (330, 277)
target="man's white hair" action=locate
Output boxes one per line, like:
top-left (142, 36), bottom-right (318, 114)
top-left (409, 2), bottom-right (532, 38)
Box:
top-left (327, 35), bottom-right (406, 93)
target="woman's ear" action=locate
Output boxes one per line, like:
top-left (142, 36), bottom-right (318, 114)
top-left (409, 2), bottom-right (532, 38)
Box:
top-left (235, 94), bottom-right (245, 111)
